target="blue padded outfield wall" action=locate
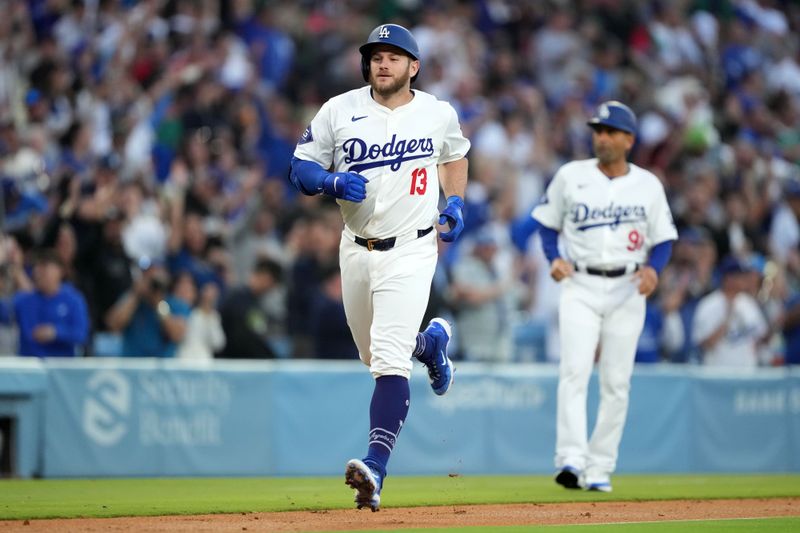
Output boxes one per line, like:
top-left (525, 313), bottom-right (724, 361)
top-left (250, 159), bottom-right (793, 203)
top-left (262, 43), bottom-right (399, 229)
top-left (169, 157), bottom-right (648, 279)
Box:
top-left (0, 358), bottom-right (798, 478)
top-left (0, 358), bottom-right (47, 478)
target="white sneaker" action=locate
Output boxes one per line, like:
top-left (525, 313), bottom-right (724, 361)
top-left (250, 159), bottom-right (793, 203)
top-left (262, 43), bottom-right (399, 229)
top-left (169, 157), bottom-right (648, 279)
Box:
top-left (585, 477), bottom-right (612, 492)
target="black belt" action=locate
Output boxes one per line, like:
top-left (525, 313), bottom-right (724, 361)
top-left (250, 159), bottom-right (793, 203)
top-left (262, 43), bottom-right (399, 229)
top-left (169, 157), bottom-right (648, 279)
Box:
top-left (354, 226), bottom-right (434, 251)
top-left (576, 263), bottom-right (639, 278)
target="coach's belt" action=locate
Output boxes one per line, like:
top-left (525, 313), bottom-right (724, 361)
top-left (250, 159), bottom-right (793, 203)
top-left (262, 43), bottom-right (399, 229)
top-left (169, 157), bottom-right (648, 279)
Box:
top-left (574, 263), bottom-right (639, 278)
top-left (355, 226), bottom-right (434, 251)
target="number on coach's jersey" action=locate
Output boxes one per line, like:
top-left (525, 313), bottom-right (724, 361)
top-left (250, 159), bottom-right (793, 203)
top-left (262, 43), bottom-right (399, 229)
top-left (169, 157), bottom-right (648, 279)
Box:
top-left (410, 167), bottom-right (427, 195)
top-left (627, 229), bottom-right (644, 251)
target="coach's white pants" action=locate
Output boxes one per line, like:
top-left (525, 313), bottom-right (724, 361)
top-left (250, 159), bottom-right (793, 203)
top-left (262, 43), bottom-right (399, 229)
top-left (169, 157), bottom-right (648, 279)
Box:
top-left (340, 229), bottom-right (438, 379)
top-left (555, 272), bottom-right (645, 482)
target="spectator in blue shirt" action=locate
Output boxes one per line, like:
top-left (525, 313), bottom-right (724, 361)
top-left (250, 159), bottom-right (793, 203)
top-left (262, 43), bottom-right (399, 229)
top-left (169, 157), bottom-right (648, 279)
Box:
top-left (13, 250), bottom-right (89, 357)
top-left (105, 258), bottom-right (190, 357)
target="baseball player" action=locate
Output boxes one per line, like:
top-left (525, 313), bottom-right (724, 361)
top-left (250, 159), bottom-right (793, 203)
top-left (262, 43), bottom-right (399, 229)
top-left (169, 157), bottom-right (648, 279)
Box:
top-left (532, 101), bottom-right (676, 492)
top-left (289, 23), bottom-right (469, 511)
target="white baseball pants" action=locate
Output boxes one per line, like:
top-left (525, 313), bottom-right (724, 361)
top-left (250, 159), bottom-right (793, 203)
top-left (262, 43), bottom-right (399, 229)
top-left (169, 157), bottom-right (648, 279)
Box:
top-left (339, 229), bottom-right (438, 379)
top-left (555, 272), bottom-right (645, 482)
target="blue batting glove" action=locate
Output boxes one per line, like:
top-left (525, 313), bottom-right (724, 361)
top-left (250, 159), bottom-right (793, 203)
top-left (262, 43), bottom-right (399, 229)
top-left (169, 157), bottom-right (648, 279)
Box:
top-left (438, 195), bottom-right (465, 242)
top-left (322, 172), bottom-right (369, 202)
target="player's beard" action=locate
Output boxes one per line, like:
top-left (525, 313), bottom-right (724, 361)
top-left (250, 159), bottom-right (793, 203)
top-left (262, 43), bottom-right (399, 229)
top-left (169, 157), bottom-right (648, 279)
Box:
top-left (370, 66), bottom-right (412, 98)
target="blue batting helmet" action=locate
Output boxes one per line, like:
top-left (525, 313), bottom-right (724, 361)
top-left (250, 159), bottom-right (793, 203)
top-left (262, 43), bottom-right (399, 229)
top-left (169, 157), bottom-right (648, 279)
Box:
top-left (587, 100), bottom-right (637, 135)
top-left (359, 24), bottom-right (420, 83)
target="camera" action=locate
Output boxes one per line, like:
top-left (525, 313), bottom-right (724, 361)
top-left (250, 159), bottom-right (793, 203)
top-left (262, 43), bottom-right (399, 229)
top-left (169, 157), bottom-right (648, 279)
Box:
top-left (149, 277), bottom-right (168, 293)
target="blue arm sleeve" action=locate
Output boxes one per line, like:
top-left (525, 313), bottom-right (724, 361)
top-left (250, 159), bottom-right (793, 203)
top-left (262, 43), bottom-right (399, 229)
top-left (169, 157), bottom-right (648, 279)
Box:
top-left (289, 157), bottom-right (328, 196)
top-left (647, 240), bottom-right (673, 274)
top-left (510, 216), bottom-right (541, 253)
top-left (539, 226), bottom-right (561, 262)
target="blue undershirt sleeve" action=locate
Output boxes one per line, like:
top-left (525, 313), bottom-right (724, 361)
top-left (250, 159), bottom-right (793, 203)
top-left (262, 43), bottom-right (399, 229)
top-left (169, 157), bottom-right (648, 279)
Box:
top-left (510, 215), bottom-right (541, 253)
top-left (289, 157), bottom-right (328, 196)
top-left (647, 240), bottom-right (674, 274)
top-left (539, 226), bottom-right (561, 262)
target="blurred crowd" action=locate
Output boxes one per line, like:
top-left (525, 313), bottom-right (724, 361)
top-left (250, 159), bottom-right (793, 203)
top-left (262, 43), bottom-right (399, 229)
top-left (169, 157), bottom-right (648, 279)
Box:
top-left (0, 0), bottom-right (799, 367)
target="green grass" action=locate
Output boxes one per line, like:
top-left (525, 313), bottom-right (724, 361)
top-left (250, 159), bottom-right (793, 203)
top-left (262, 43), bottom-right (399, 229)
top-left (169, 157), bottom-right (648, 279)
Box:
top-left (321, 518), bottom-right (800, 533)
top-left (0, 474), bottom-right (798, 521)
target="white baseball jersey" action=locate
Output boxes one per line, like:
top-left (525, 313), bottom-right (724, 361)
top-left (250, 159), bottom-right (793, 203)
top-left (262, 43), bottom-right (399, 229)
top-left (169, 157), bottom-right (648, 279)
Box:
top-left (692, 290), bottom-right (768, 368)
top-left (293, 86), bottom-right (468, 378)
top-left (532, 159), bottom-right (677, 267)
top-left (536, 158), bottom-right (676, 484)
top-left (294, 86), bottom-right (470, 239)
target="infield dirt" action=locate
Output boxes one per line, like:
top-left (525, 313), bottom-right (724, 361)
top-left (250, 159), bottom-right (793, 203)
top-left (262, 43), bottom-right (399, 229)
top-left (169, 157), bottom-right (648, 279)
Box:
top-left (0, 497), bottom-right (797, 532)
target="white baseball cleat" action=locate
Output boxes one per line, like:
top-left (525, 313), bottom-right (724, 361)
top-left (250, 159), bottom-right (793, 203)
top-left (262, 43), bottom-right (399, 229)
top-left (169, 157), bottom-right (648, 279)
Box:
top-left (584, 473), bottom-right (612, 492)
top-left (345, 459), bottom-right (382, 511)
top-left (586, 480), bottom-right (613, 492)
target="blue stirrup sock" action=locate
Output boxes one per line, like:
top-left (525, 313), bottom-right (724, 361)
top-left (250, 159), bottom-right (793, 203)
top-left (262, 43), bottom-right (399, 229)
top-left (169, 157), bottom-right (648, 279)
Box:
top-left (413, 331), bottom-right (434, 363)
top-left (363, 375), bottom-right (410, 480)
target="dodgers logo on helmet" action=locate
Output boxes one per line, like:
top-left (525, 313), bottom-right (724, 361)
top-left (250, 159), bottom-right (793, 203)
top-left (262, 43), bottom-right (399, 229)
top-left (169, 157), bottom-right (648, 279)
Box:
top-left (587, 100), bottom-right (637, 135)
top-left (359, 23), bottom-right (421, 83)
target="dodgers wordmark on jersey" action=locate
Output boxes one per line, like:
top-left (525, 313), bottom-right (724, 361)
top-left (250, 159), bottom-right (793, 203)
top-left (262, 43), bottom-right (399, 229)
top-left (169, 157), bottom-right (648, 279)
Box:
top-left (533, 159), bottom-right (677, 267)
top-left (294, 86), bottom-right (470, 239)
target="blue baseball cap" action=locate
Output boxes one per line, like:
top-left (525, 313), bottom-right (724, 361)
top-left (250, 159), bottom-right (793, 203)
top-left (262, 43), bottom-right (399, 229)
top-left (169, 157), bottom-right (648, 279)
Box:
top-left (719, 256), bottom-right (751, 276)
top-left (359, 24), bottom-right (421, 83)
top-left (587, 100), bottom-right (637, 135)
top-left (679, 226), bottom-right (711, 244)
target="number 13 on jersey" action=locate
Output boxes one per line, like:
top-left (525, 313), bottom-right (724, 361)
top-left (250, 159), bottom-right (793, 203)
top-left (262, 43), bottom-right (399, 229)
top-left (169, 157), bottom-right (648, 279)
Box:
top-left (410, 168), bottom-right (427, 195)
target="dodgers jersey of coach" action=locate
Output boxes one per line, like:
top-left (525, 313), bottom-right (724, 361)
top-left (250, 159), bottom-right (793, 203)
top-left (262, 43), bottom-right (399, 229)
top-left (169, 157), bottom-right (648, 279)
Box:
top-left (294, 86), bottom-right (469, 238)
top-left (534, 101), bottom-right (676, 495)
top-left (533, 159), bottom-right (676, 266)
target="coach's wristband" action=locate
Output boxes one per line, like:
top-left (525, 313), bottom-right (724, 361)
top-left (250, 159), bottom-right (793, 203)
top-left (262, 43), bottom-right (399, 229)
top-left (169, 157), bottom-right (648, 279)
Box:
top-left (647, 240), bottom-right (673, 274)
top-left (540, 226), bottom-right (560, 262)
